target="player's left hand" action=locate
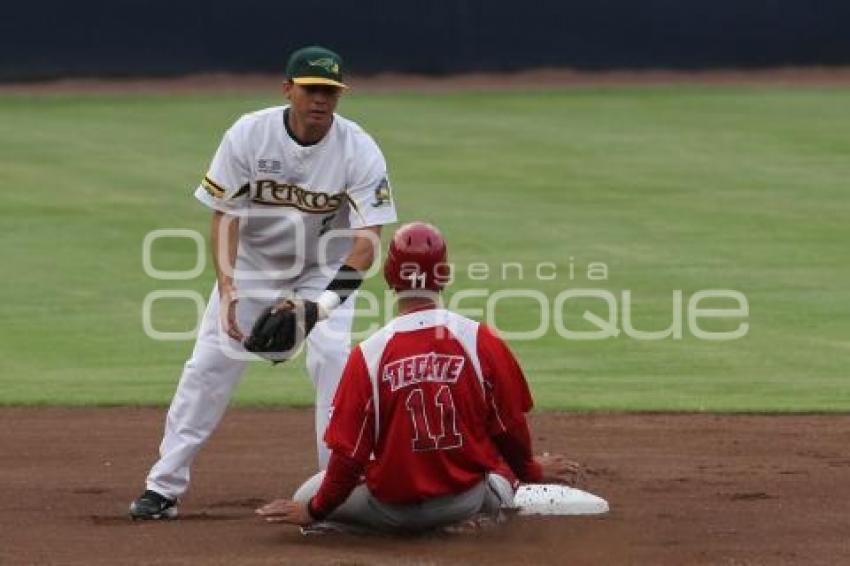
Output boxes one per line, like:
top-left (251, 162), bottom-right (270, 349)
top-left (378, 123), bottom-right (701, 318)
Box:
top-left (243, 298), bottom-right (320, 363)
top-left (255, 498), bottom-right (312, 526)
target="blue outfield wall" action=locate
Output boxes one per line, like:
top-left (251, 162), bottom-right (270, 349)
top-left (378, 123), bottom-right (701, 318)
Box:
top-left (1, 0), bottom-right (848, 80)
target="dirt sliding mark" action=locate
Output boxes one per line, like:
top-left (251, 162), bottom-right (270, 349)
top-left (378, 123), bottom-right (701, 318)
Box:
top-left (1, 408), bottom-right (849, 565)
top-left (3, 66), bottom-right (850, 94)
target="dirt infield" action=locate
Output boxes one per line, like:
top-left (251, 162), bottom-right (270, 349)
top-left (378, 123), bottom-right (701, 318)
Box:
top-left (2, 409), bottom-right (849, 565)
top-left (3, 67), bottom-right (850, 94)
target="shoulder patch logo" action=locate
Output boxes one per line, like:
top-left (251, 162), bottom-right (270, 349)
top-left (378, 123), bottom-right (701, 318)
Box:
top-left (308, 57), bottom-right (340, 75)
top-left (373, 177), bottom-right (392, 207)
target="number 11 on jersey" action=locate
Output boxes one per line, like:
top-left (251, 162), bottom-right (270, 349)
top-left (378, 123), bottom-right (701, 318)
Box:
top-left (404, 385), bottom-right (463, 451)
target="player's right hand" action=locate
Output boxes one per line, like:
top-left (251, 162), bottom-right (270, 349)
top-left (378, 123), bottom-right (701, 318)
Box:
top-left (219, 285), bottom-right (243, 341)
top-left (537, 452), bottom-right (584, 487)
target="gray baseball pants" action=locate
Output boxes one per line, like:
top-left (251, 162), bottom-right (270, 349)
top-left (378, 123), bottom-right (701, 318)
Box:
top-left (293, 471), bottom-right (515, 533)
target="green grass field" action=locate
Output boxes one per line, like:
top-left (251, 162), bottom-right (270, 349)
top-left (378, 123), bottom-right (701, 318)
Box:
top-left (1, 87), bottom-right (848, 410)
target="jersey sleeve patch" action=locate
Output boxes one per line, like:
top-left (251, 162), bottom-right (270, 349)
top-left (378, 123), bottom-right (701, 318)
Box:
top-left (344, 136), bottom-right (398, 229)
top-left (372, 177), bottom-right (392, 208)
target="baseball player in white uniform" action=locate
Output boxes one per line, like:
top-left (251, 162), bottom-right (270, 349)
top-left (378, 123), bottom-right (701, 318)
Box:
top-left (130, 46), bottom-right (397, 520)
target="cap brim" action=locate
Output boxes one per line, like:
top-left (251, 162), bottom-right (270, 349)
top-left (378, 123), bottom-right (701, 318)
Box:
top-left (292, 77), bottom-right (347, 88)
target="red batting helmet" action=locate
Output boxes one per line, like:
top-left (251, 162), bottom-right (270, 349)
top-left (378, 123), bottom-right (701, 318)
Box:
top-left (384, 222), bottom-right (449, 292)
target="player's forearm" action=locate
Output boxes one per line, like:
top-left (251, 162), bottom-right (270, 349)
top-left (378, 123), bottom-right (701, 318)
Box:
top-left (343, 226), bottom-right (381, 272)
top-left (211, 210), bottom-right (239, 294)
top-left (493, 425), bottom-right (543, 483)
top-left (308, 451), bottom-right (363, 520)
top-left (313, 226), bottom-right (381, 318)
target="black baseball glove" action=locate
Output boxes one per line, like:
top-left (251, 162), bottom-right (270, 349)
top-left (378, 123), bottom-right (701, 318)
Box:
top-left (243, 299), bottom-right (319, 363)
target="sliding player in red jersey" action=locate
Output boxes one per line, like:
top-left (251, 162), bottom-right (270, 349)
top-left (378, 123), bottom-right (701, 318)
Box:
top-left (257, 222), bottom-right (580, 532)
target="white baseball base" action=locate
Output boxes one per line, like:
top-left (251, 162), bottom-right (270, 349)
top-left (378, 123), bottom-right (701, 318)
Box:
top-left (514, 484), bottom-right (609, 516)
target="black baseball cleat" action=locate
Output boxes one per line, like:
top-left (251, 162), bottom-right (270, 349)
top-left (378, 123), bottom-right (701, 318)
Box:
top-left (129, 490), bottom-right (178, 520)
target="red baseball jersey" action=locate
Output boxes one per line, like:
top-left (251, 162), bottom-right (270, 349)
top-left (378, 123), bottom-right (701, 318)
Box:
top-left (324, 308), bottom-right (534, 505)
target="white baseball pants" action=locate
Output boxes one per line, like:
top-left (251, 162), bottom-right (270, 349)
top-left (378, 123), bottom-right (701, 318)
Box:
top-left (145, 277), bottom-right (354, 500)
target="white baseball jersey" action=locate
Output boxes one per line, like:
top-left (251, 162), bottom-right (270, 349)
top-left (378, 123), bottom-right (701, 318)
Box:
top-left (144, 104), bottom-right (394, 501)
top-left (195, 106), bottom-right (397, 276)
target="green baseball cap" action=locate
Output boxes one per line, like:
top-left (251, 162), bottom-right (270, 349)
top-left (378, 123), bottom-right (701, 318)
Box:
top-left (285, 46), bottom-right (347, 89)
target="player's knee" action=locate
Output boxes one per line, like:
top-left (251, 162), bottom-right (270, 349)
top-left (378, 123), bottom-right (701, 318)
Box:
top-left (182, 355), bottom-right (241, 385)
top-left (486, 473), bottom-right (516, 510)
top-left (292, 471), bottom-right (326, 503)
